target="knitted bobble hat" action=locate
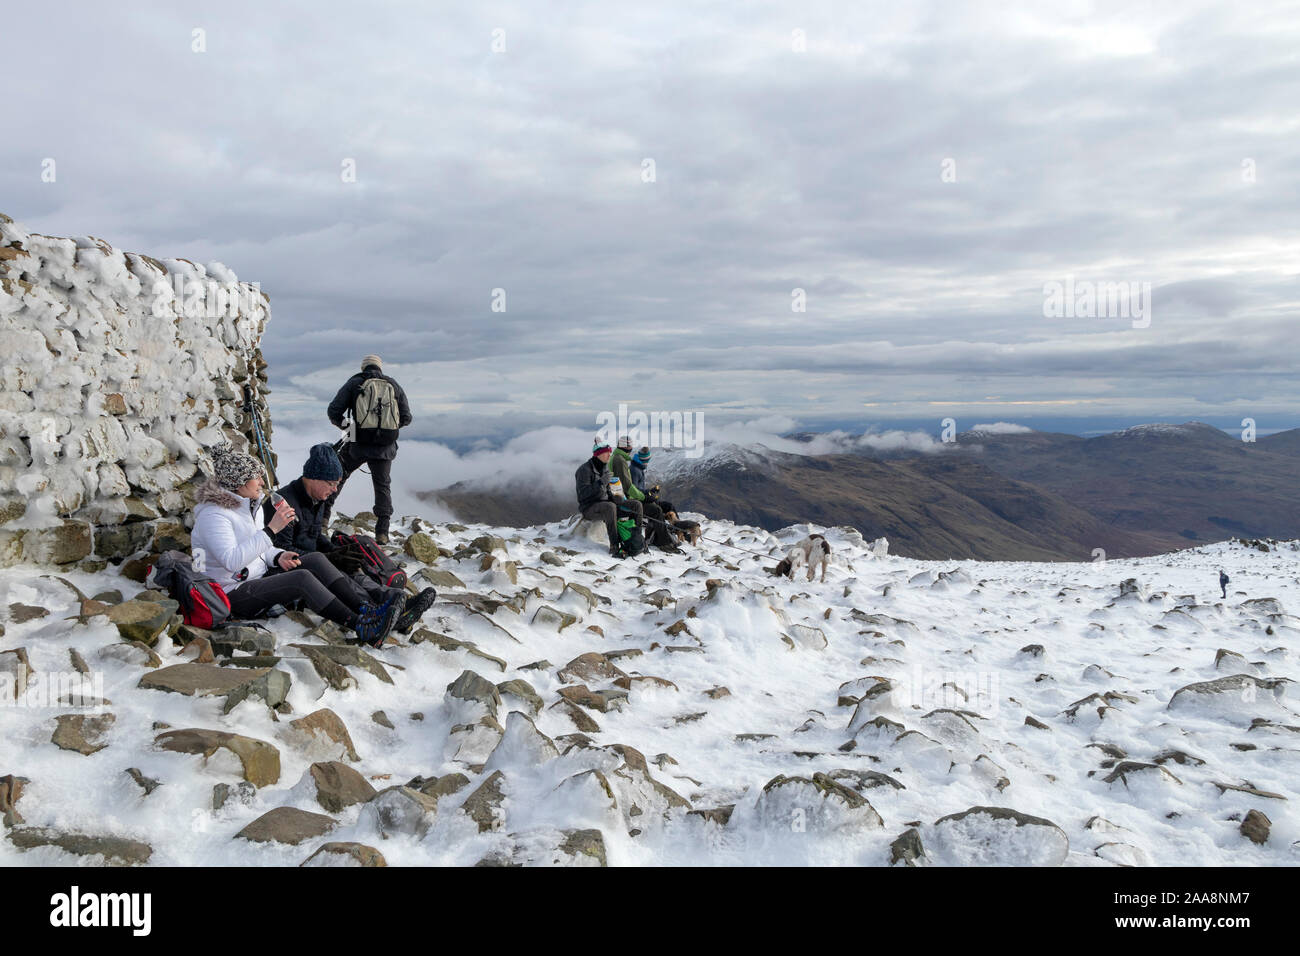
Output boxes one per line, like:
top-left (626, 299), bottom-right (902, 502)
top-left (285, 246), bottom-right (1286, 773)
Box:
top-left (633, 446), bottom-right (651, 464)
top-left (303, 442), bottom-right (343, 481)
top-left (211, 441), bottom-right (265, 491)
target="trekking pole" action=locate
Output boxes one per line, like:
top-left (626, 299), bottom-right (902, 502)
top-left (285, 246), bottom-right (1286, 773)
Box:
top-left (638, 514), bottom-right (850, 583)
top-left (641, 514), bottom-right (779, 561)
top-left (333, 419), bottom-right (371, 476)
top-left (242, 382), bottom-right (278, 486)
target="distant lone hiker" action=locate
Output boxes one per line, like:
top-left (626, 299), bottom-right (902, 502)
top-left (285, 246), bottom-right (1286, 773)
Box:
top-left (328, 354), bottom-right (412, 544)
top-left (1219, 569), bottom-right (1229, 599)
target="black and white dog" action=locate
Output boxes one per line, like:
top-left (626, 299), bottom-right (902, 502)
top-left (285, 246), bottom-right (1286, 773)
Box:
top-left (768, 533), bottom-right (832, 582)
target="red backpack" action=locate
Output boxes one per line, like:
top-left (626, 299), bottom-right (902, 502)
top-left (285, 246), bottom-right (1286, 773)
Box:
top-left (146, 550), bottom-right (233, 629)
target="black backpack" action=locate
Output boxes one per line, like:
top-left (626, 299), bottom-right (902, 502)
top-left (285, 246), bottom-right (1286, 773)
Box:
top-left (332, 532), bottom-right (407, 589)
top-left (615, 517), bottom-right (644, 558)
top-left (146, 551), bottom-right (232, 629)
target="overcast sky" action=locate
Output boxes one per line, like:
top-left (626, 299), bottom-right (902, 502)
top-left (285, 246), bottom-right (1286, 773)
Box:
top-left (5, 0), bottom-right (1298, 454)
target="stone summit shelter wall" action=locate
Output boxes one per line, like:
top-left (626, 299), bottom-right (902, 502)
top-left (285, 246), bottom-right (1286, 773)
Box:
top-left (0, 212), bottom-right (275, 569)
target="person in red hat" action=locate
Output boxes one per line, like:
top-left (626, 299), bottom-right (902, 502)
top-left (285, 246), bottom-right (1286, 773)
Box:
top-left (575, 439), bottom-right (643, 558)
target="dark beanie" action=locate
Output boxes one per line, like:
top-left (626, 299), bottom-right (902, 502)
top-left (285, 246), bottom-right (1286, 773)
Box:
top-left (303, 443), bottom-right (343, 481)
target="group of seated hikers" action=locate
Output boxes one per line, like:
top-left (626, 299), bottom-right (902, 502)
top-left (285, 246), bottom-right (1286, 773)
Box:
top-left (576, 436), bottom-right (684, 559)
top-left (185, 353), bottom-right (432, 647)
top-left (190, 440), bottom-right (436, 647)
top-left (186, 415), bottom-right (687, 647)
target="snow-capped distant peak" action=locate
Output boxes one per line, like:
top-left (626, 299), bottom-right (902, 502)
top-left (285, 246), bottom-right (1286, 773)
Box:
top-left (653, 443), bottom-right (785, 481)
top-left (1115, 422), bottom-right (1224, 438)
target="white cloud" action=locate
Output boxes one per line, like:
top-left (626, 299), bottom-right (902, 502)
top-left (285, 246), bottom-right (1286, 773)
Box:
top-left (969, 422), bottom-right (1034, 434)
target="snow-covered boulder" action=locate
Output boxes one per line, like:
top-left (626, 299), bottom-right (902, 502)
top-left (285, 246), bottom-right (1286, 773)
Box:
top-left (927, 806), bottom-right (1069, 866)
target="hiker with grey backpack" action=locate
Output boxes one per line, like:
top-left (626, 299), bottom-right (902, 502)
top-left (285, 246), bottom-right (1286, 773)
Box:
top-left (327, 354), bottom-right (412, 544)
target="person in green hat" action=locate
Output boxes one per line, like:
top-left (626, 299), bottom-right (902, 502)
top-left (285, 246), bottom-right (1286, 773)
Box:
top-left (611, 437), bottom-right (679, 552)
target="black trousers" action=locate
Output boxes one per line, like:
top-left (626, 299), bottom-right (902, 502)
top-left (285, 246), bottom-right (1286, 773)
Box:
top-left (263, 557), bottom-right (390, 607)
top-left (582, 499), bottom-right (643, 547)
top-left (335, 444), bottom-right (394, 530)
top-left (348, 570), bottom-right (389, 604)
top-left (229, 551), bottom-right (361, 620)
top-left (641, 502), bottom-right (677, 549)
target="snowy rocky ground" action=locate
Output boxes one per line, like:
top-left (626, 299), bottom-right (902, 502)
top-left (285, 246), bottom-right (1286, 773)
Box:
top-left (1, 515), bottom-right (1297, 867)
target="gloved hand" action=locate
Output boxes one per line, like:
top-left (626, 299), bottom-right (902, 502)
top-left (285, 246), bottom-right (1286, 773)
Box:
top-left (325, 543), bottom-right (364, 575)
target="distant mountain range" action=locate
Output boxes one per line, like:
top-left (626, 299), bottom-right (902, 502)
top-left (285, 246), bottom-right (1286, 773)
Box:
top-left (424, 422), bottom-right (1300, 561)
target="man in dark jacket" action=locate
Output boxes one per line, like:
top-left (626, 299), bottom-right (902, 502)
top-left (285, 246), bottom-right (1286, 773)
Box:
top-left (576, 440), bottom-right (643, 558)
top-left (265, 443), bottom-right (436, 633)
top-left (264, 443), bottom-right (340, 558)
top-left (327, 354), bottom-right (412, 544)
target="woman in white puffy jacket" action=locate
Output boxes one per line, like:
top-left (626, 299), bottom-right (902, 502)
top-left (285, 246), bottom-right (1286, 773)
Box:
top-left (190, 443), bottom-right (401, 647)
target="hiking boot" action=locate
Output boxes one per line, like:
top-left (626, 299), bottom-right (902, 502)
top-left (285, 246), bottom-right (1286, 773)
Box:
top-left (353, 591), bottom-right (402, 647)
top-left (395, 587), bottom-right (437, 634)
top-left (374, 531), bottom-right (390, 545)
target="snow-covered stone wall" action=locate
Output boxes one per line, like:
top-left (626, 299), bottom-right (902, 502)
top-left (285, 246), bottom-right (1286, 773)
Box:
top-left (0, 212), bottom-right (275, 568)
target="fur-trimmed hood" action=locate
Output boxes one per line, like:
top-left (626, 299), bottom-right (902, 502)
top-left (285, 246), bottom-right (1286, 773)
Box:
top-left (196, 478), bottom-right (252, 510)
top-left (190, 479), bottom-right (276, 593)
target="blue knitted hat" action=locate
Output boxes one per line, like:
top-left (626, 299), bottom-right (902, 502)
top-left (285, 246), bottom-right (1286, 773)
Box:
top-left (303, 443), bottom-right (343, 481)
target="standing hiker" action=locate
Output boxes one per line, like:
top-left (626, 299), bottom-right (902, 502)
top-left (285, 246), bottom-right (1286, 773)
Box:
top-left (327, 354), bottom-right (412, 544)
top-left (576, 439), bottom-right (644, 558)
top-left (263, 442), bottom-right (436, 634)
top-left (190, 442), bottom-right (402, 647)
top-left (1219, 569), bottom-right (1229, 599)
